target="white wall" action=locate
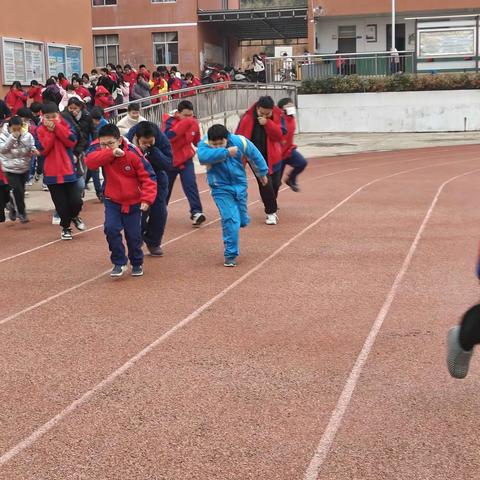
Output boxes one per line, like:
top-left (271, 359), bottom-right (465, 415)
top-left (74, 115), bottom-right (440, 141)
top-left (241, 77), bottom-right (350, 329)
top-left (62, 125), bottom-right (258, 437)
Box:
top-left (315, 16), bottom-right (416, 54)
top-left (298, 90), bottom-right (480, 133)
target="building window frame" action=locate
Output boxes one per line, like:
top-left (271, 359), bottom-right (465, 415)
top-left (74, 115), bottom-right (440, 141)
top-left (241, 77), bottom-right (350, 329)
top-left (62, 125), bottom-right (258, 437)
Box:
top-left (93, 34), bottom-right (120, 67)
top-left (151, 0), bottom-right (176, 3)
top-left (152, 32), bottom-right (179, 66)
top-left (1, 37), bottom-right (46, 85)
top-left (92, 0), bottom-right (117, 6)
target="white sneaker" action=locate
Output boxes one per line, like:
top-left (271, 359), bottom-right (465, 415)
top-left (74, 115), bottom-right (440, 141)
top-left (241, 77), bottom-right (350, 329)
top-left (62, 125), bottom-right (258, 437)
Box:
top-left (26, 179), bottom-right (33, 186)
top-left (42, 184), bottom-right (49, 191)
top-left (265, 213), bottom-right (278, 225)
top-left (52, 213), bottom-right (61, 225)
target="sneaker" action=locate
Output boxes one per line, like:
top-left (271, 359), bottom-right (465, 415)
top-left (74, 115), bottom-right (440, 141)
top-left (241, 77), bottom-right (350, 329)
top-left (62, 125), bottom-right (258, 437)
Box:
top-left (192, 212), bottom-right (206, 227)
top-left (147, 245), bottom-right (164, 257)
top-left (61, 228), bottom-right (73, 240)
top-left (447, 326), bottom-right (473, 379)
top-left (96, 193), bottom-right (104, 203)
top-left (7, 202), bottom-right (16, 222)
top-left (286, 178), bottom-right (300, 192)
top-left (72, 216), bottom-right (86, 231)
top-left (42, 184), bottom-right (49, 192)
top-left (265, 213), bottom-right (278, 225)
top-left (110, 265), bottom-right (128, 277)
top-left (34, 173), bottom-right (40, 182)
top-left (224, 258), bottom-right (237, 267)
top-left (52, 213), bottom-right (61, 225)
top-left (18, 214), bottom-right (30, 224)
top-left (26, 179), bottom-right (33, 187)
top-left (24, 191), bottom-right (29, 197)
top-left (131, 265), bottom-right (144, 277)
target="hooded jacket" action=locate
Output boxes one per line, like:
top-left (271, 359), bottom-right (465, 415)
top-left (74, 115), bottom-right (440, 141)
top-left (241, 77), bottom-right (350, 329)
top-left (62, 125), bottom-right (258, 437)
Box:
top-left (163, 112), bottom-right (200, 169)
top-left (0, 123), bottom-right (35, 174)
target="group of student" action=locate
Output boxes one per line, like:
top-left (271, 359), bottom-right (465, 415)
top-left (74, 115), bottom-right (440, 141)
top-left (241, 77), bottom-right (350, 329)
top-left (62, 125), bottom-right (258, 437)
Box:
top-left (0, 90), bottom-right (306, 275)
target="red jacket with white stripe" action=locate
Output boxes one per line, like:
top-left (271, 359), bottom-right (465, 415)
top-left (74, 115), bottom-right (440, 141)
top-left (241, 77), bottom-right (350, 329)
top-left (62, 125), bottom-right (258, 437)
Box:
top-left (85, 138), bottom-right (157, 213)
top-left (163, 113), bottom-right (200, 169)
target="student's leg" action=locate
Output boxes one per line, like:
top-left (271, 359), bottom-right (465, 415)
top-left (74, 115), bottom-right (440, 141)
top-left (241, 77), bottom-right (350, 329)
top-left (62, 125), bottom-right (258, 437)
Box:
top-left (48, 184), bottom-right (72, 229)
top-left (166, 168), bottom-right (179, 205)
top-left (254, 174), bottom-right (277, 215)
top-left (179, 159), bottom-right (203, 215)
top-left (212, 188), bottom-right (240, 260)
top-left (65, 181), bottom-right (84, 221)
top-left (28, 157), bottom-right (36, 182)
top-left (459, 305), bottom-right (480, 350)
top-left (122, 205), bottom-right (144, 267)
top-left (0, 185), bottom-right (7, 222)
top-left (285, 148), bottom-right (308, 185)
top-left (270, 169), bottom-right (283, 199)
top-left (236, 186), bottom-right (250, 228)
top-left (143, 184), bottom-right (168, 248)
top-left (91, 169), bottom-right (102, 195)
top-left (104, 200), bottom-right (128, 267)
top-left (6, 172), bottom-right (28, 217)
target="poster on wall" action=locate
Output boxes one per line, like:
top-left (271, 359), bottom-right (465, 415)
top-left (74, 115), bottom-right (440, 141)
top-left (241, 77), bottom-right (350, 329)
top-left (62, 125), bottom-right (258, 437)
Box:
top-left (25, 42), bottom-right (45, 83)
top-left (419, 28), bottom-right (476, 57)
top-left (2, 40), bottom-right (26, 83)
top-left (366, 24), bottom-right (377, 43)
top-left (66, 47), bottom-right (82, 77)
top-left (48, 45), bottom-right (67, 76)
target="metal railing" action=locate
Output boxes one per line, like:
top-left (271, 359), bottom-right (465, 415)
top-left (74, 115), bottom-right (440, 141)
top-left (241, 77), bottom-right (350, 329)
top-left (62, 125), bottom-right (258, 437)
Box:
top-left (105, 82), bottom-right (298, 128)
top-left (265, 51), bottom-right (415, 82)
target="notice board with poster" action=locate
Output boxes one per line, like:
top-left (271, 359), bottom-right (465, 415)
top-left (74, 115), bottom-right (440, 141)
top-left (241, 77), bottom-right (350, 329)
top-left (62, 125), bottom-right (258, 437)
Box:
top-left (418, 28), bottom-right (476, 57)
top-left (47, 44), bottom-right (83, 77)
top-left (2, 37), bottom-right (46, 84)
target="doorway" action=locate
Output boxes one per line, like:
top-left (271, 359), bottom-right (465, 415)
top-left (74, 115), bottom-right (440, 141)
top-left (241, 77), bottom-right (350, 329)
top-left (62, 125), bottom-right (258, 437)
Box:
top-left (386, 23), bottom-right (406, 51)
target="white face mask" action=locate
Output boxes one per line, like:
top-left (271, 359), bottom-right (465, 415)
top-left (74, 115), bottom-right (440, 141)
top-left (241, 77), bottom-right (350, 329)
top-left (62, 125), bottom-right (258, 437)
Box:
top-left (285, 106), bottom-right (296, 116)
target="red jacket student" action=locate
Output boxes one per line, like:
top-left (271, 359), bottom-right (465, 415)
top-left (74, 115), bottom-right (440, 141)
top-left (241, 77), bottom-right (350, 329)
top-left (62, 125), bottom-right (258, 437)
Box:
top-left (163, 111), bottom-right (200, 169)
top-left (123, 66), bottom-right (138, 94)
top-left (36, 115), bottom-right (78, 185)
top-left (5, 82), bottom-right (28, 115)
top-left (28, 81), bottom-right (43, 104)
top-left (236, 103), bottom-right (286, 174)
top-left (86, 137), bottom-right (157, 213)
top-left (94, 86), bottom-right (114, 117)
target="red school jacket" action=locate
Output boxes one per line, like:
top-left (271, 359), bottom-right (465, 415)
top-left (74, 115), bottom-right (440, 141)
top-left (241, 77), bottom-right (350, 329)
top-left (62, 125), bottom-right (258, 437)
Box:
top-left (28, 86), bottom-right (43, 104)
top-left (94, 86), bottom-right (114, 117)
top-left (5, 89), bottom-right (27, 115)
top-left (235, 105), bottom-right (286, 173)
top-left (281, 114), bottom-right (297, 159)
top-left (163, 113), bottom-right (200, 169)
top-left (85, 138), bottom-right (157, 213)
top-left (36, 116), bottom-right (78, 185)
top-left (123, 71), bottom-right (138, 94)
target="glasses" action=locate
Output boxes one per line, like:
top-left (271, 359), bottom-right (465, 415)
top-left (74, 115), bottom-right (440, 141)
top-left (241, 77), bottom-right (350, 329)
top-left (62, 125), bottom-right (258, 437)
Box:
top-left (100, 141), bottom-right (117, 148)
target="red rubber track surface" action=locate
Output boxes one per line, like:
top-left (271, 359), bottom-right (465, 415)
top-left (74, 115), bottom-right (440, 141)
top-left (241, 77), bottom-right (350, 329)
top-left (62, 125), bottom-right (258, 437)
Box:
top-left (1, 145), bottom-right (480, 479)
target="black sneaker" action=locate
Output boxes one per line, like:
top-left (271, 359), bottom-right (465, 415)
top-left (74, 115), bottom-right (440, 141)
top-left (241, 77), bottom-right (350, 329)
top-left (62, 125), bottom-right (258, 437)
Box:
top-left (61, 228), bottom-right (73, 240)
top-left (147, 245), bottom-right (164, 257)
top-left (286, 178), bottom-right (300, 192)
top-left (7, 202), bottom-right (16, 222)
top-left (192, 212), bottom-right (206, 227)
top-left (18, 214), bottom-right (30, 224)
top-left (111, 265), bottom-right (127, 277)
top-left (131, 265), bottom-right (144, 277)
top-left (224, 257), bottom-right (237, 267)
top-left (72, 216), bottom-right (86, 231)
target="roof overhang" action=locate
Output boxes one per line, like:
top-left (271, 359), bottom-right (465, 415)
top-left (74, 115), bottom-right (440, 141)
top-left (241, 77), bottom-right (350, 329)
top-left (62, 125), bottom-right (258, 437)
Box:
top-left (198, 7), bottom-right (308, 40)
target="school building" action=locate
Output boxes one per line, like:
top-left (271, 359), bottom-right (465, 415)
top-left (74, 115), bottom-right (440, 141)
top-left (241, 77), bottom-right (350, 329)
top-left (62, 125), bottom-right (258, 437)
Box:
top-left (0, 0), bottom-right (94, 95)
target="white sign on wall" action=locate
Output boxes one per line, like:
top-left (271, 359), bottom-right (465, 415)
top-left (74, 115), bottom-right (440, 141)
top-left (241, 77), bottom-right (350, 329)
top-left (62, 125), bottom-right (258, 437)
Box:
top-left (418, 28), bottom-right (476, 57)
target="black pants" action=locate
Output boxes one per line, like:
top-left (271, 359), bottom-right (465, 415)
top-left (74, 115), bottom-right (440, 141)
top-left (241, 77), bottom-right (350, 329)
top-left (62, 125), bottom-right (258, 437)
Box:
top-left (6, 172), bottom-right (29, 216)
top-left (459, 304), bottom-right (480, 351)
top-left (0, 185), bottom-right (9, 222)
top-left (253, 168), bottom-right (282, 215)
top-left (48, 182), bottom-right (83, 229)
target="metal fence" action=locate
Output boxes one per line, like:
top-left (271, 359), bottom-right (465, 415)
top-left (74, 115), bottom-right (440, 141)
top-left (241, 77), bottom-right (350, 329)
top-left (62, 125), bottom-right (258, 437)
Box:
top-left (105, 82), bottom-right (298, 128)
top-left (265, 51), bottom-right (415, 82)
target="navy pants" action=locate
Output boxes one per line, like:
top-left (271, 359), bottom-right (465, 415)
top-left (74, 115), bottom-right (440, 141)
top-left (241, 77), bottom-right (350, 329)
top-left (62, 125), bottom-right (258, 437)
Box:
top-left (143, 179), bottom-right (168, 248)
top-left (85, 169), bottom-right (102, 195)
top-left (166, 159), bottom-right (203, 215)
top-left (282, 148), bottom-right (308, 184)
top-left (104, 200), bottom-right (143, 267)
top-left (212, 184), bottom-right (249, 260)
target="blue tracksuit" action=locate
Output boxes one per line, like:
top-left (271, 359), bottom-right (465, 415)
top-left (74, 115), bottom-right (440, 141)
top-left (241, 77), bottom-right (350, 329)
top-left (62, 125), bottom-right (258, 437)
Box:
top-left (126, 124), bottom-right (173, 248)
top-left (197, 133), bottom-right (268, 261)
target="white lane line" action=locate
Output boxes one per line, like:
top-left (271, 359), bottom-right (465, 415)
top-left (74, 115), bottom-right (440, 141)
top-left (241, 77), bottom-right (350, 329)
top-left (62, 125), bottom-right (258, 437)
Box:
top-left (0, 161), bottom-right (475, 467)
top-left (0, 166), bottom-right (359, 328)
top-left (303, 167), bottom-right (480, 480)
top-left (0, 152), bottom-right (421, 265)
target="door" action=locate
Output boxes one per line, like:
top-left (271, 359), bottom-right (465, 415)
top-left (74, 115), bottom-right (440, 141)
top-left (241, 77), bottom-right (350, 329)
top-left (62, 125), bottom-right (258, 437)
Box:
top-left (338, 25), bottom-right (357, 53)
top-left (387, 23), bottom-right (406, 51)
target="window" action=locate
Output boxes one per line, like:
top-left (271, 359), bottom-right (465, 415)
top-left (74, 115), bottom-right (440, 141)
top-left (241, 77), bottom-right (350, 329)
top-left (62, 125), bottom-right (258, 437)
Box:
top-left (152, 0), bottom-right (176, 3)
top-left (92, 0), bottom-right (117, 6)
top-left (2, 38), bottom-right (46, 84)
top-left (153, 32), bottom-right (178, 65)
top-left (47, 44), bottom-right (83, 77)
top-left (338, 26), bottom-right (357, 38)
top-left (94, 35), bottom-right (119, 67)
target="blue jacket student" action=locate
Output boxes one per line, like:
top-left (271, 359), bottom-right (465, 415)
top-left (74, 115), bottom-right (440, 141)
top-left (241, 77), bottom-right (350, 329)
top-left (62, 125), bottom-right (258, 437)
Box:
top-left (126, 121), bottom-right (173, 256)
top-left (197, 125), bottom-right (268, 266)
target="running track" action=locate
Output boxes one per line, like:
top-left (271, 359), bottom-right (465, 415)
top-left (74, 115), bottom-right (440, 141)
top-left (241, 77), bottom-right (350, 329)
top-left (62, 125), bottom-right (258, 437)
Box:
top-left (1, 145), bottom-right (480, 479)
